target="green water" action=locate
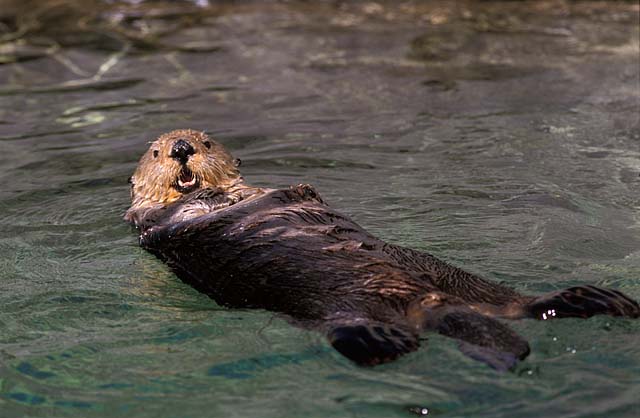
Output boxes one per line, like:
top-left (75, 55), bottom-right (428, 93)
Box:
top-left (0, 1), bottom-right (639, 417)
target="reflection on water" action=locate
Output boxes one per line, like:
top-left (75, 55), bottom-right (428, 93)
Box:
top-left (1, 1), bottom-right (639, 417)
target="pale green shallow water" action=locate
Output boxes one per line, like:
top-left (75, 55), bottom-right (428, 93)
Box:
top-left (0, 1), bottom-right (639, 417)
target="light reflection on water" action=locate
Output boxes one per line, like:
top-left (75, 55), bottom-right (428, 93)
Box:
top-left (0, 1), bottom-right (639, 417)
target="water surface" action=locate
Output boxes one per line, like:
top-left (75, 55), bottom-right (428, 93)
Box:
top-left (0, 1), bottom-right (639, 417)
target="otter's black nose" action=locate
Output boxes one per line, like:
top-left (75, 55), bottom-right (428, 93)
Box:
top-left (170, 139), bottom-right (195, 164)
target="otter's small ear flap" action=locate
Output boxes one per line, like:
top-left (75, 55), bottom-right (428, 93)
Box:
top-left (234, 158), bottom-right (242, 167)
top-left (128, 176), bottom-right (135, 200)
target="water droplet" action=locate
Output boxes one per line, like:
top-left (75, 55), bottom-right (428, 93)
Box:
top-left (409, 407), bottom-right (429, 416)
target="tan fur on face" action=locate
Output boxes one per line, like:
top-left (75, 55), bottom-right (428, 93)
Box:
top-left (125, 129), bottom-right (240, 219)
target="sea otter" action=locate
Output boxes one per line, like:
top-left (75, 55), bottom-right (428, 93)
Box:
top-left (125, 129), bottom-right (639, 369)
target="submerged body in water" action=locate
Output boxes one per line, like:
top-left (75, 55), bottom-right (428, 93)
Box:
top-left (125, 129), bottom-right (639, 369)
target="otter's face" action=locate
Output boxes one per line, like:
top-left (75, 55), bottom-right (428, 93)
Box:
top-left (127, 129), bottom-right (240, 211)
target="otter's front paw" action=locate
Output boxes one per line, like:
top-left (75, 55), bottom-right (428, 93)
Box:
top-left (291, 184), bottom-right (324, 203)
top-left (528, 285), bottom-right (640, 320)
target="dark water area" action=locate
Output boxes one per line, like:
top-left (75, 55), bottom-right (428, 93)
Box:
top-left (0, 0), bottom-right (639, 416)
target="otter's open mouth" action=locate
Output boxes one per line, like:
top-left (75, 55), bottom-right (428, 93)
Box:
top-left (174, 166), bottom-right (199, 193)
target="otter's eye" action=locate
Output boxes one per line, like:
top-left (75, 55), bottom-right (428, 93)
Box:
top-left (203, 141), bottom-right (211, 149)
top-left (153, 150), bottom-right (159, 158)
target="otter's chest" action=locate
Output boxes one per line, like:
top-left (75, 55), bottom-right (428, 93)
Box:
top-left (139, 188), bottom-right (431, 317)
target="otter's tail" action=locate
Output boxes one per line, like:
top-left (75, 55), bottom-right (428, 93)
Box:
top-left (407, 292), bottom-right (530, 371)
top-left (324, 294), bottom-right (530, 370)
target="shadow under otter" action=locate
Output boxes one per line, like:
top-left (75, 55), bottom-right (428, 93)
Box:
top-left (126, 130), bottom-right (639, 370)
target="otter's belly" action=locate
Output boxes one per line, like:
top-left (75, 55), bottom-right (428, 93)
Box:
top-left (140, 188), bottom-right (434, 320)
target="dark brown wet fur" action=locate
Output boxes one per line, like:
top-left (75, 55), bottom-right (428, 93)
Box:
top-left (127, 130), bottom-right (640, 369)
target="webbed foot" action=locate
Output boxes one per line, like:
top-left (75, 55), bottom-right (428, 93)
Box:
top-left (327, 321), bottom-right (419, 366)
top-left (528, 285), bottom-right (640, 320)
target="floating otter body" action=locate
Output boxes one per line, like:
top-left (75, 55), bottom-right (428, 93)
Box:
top-left (126, 129), bottom-right (639, 369)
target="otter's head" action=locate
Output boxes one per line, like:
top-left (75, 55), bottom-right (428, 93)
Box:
top-left (126, 129), bottom-right (240, 216)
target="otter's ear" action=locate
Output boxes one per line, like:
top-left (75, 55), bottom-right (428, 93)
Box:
top-left (128, 176), bottom-right (135, 200)
top-left (233, 158), bottom-right (242, 167)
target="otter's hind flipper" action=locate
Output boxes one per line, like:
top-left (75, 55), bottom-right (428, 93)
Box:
top-left (527, 285), bottom-right (640, 320)
top-left (326, 320), bottom-right (420, 366)
top-left (409, 293), bottom-right (530, 371)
